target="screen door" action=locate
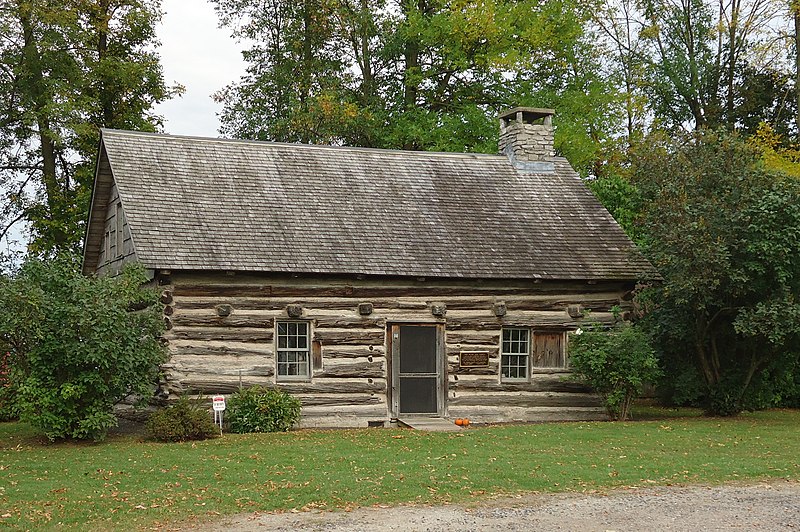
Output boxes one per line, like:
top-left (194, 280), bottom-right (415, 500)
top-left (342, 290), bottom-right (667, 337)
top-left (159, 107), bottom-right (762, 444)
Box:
top-left (393, 325), bottom-right (440, 415)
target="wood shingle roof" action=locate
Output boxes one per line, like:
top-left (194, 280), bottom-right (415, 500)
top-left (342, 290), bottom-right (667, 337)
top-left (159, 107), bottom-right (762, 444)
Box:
top-left (83, 129), bottom-right (655, 281)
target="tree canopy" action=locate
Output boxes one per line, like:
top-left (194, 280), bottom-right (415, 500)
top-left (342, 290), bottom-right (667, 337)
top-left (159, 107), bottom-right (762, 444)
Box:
top-left (0, 0), bottom-right (179, 258)
top-left (210, 0), bottom-right (619, 173)
top-left (0, 256), bottom-right (167, 440)
top-left (633, 130), bottom-right (800, 414)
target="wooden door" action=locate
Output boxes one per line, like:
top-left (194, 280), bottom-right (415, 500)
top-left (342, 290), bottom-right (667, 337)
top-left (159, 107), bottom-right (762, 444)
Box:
top-left (391, 324), bottom-right (442, 415)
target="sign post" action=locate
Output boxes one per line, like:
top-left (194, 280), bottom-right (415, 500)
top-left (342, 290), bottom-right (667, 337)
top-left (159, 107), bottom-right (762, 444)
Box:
top-left (212, 395), bottom-right (226, 433)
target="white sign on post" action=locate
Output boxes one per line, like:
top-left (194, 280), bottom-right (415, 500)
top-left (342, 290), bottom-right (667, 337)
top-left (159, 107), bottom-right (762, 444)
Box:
top-left (212, 395), bottom-right (226, 411)
top-left (212, 395), bottom-right (226, 432)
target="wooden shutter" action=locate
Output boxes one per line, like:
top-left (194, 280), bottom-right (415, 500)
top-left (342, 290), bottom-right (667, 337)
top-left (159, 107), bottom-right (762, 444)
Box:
top-left (533, 332), bottom-right (565, 368)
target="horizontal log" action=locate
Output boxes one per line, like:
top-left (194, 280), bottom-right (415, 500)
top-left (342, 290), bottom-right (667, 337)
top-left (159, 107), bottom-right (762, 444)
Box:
top-left (447, 317), bottom-right (588, 331)
top-left (504, 297), bottom-right (625, 312)
top-left (170, 315), bottom-right (274, 328)
top-left (449, 393), bottom-right (601, 408)
top-left (446, 346), bottom-right (499, 357)
top-left (277, 380), bottom-right (386, 394)
top-left (314, 330), bottom-right (384, 345)
top-left (175, 377), bottom-right (270, 394)
top-left (448, 361), bottom-right (500, 376)
top-left (446, 317), bottom-right (505, 331)
top-left (299, 405), bottom-right (389, 417)
top-left (314, 361), bottom-right (384, 379)
top-left (170, 327), bottom-right (273, 343)
top-left (174, 298), bottom-right (358, 311)
top-left (166, 362), bottom-right (274, 377)
top-left (323, 347), bottom-right (385, 359)
top-left (172, 283), bottom-right (633, 299)
top-left (449, 376), bottom-right (592, 394)
top-left (174, 297), bottom-right (430, 312)
top-left (297, 394), bottom-right (383, 406)
top-left (169, 344), bottom-right (272, 358)
top-left (174, 378), bottom-right (386, 395)
top-left (314, 317), bottom-right (385, 329)
top-left (445, 406), bottom-right (606, 423)
top-left (446, 332), bottom-right (500, 345)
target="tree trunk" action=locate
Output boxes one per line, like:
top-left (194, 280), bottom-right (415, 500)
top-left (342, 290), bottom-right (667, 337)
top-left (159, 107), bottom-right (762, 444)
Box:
top-left (18, 3), bottom-right (65, 247)
top-left (359, 0), bottom-right (373, 102)
top-left (402, 1), bottom-right (425, 118)
top-left (794, 1), bottom-right (800, 135)
top-left (725, 0), bottom-right (741, 126)
top-left (94, 0), bottom-right (114, 126)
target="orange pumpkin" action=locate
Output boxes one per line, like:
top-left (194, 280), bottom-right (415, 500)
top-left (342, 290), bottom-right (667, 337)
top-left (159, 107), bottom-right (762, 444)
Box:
top-left (454, 418), bottom-right (464, 426)
top-left (462, 418), bottom-right (470, 426)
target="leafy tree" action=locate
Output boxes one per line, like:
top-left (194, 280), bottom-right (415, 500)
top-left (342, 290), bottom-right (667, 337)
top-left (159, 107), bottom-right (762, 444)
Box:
top-left (595, 0), bottom-right (791, 135)
top-left (569, 323), bottom-right (661, 420)
top-left (633, 129), bottom-right (800, 415)
top-left (587, 172), bottom-right (643, 242)
top-left (749, 122), bottom-right (800, 177)
top-left (211, 0), bottom-right (621, 173)
top-left (0, 255), bottom-right (167, 440)
top-left (0, 0), bottom-right (179, 257)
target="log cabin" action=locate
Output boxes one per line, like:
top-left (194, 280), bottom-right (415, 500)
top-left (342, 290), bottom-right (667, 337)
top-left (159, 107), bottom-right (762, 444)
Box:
top-left (82, 107), bottom-right (656, 427)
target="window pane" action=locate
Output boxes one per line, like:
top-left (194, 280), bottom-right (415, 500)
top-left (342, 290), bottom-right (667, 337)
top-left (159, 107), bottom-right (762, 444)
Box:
top-left (501, 328), bottom-right (529, 381)
top-left (277, 321), bottom-right (310, 379)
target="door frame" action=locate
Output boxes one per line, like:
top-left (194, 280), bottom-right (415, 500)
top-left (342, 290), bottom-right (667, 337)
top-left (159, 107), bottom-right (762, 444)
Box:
top-left (387, 323), bottom-right (447, 418)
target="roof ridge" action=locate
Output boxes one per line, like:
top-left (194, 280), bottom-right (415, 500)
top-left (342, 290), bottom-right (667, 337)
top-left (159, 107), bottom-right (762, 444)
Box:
top-left (100, 128), bottom-right (505, 160)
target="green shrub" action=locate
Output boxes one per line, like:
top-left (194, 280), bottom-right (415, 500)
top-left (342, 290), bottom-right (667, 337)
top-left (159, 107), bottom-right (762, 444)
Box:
top-left (0, 255), bottom-right (167, 440)
top-left (569, 323), bottom-right (661, 420)
top-left (145, 396), bottom-right (219, 442)
top-left (227, 385), bottom-right (301, 433)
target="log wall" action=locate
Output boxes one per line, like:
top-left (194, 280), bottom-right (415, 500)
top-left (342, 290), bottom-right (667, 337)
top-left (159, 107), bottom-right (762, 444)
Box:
top-left (159, 271), bottom-right (634, 427)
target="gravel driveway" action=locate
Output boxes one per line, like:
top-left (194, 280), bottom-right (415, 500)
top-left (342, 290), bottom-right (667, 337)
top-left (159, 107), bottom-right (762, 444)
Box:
top-left (198, 481), bottom-right (800, 531)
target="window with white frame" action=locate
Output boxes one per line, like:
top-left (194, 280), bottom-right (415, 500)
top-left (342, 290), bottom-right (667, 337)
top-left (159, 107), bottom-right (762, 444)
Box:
top-left (501, 328), bottom-right (530, 381)
top-left (276, 321), bottom-right (310, 380)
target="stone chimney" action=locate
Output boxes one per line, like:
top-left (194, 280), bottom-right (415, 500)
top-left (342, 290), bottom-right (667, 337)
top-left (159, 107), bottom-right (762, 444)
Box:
top-left (498, 107), bottom-right (555, 172)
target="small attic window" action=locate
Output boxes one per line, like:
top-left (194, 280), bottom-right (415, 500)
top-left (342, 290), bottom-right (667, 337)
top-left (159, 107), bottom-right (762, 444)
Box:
top-left (104, 230), bottom-right (111, 263)
top-left (115, 203), bottom-right (123, 257)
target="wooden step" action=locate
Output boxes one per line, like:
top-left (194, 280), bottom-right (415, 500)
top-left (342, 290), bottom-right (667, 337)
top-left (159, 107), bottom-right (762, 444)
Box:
top-left (397, 417), bottom-right (463, 432)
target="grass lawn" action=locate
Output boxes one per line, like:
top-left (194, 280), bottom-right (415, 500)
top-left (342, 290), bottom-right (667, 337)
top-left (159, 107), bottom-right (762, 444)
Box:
top-left (1, 408), bottom-right (798, 530)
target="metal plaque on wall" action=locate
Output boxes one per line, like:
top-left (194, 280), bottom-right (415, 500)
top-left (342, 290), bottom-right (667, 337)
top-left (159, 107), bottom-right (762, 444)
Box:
top-left (459, 351), bottom-right (490, 368)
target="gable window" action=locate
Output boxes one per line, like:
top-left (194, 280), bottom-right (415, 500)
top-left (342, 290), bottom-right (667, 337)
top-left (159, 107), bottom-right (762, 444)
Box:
top-left (501, 328), bottom-right (530, 381)
top-left (276, 321), bottom-right (310, 380)
top-left (115, 202), bottom-right (124, 257)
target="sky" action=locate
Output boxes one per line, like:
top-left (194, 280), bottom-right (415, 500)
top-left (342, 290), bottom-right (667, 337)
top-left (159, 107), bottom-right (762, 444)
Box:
top-left (153, 0), bottom-right (247, 137)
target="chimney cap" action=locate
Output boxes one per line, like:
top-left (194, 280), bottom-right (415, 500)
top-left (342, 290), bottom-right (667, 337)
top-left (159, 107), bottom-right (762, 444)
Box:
top-left (498, 107), bottom-right (555, 124)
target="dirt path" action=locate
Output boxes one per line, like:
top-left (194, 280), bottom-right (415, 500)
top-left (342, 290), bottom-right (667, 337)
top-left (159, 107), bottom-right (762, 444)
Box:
top-left (194, 481), bottom-right (800, 531)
